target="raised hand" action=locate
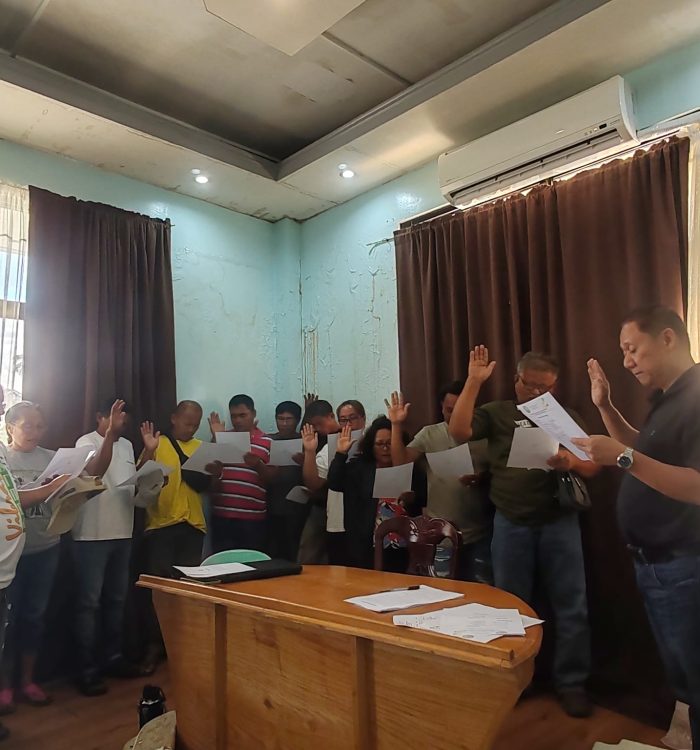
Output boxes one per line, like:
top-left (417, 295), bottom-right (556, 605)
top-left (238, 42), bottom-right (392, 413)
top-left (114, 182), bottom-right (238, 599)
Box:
top-left (140, 421), bottom-right (160, 453)
top-left (336, 424), bottom-right (356, 455)
top-left (107, 399), bottom-right (127, 435)
top-left (587, 358), bottom-right (611, 408)
top-left (208, 411), bottom-right (226, 439)
top-left (384, 391), bottom-right (410, 424)
top-left (304, 393), bottom-right (319, 408)
top-left (467, 345), bottom-right (496, 384)
top-left (301, 423), bottom-right (318, 453)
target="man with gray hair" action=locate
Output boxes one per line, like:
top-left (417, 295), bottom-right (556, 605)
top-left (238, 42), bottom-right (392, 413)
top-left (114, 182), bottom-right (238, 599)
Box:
top-left (449, 347), bottom-right (600, 718)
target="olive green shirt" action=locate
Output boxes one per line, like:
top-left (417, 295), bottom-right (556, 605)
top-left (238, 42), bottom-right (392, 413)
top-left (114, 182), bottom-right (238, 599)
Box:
top-left (471, 400), bottom-right (585, 526)
top-left (408, 422), bottom-right (492, 544)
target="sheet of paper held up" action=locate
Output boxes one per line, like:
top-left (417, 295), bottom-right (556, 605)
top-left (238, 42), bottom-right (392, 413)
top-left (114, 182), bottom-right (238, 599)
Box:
top-left (506, 427), bottom-right (559, 471)
top-left (394, 603), bottom-right (543, 643)
top-left (24, 446), bottom-right (95, 489)
top-left (174, 562), bottom-right (254, 579)
top-left (117, 460), bottom-right (174, 487)
top-left (213, 430), bottom-right (252, 461)
top-left (426, 442), bottom-right (474, 479)
top-left (372, 462), bottom-right (414, 499)
top-left (327, 430), bottom-right (363, 461)
top-left (269, 438), bottom-right (303, 466)
top-left (182, 441), bottom-right (246, 473)
top-left (517, 392), bottom-right (590, 461)
top-left (286, 485), bottom-right (310, 504)
top-left (345, 585), bottom-right (463, 613)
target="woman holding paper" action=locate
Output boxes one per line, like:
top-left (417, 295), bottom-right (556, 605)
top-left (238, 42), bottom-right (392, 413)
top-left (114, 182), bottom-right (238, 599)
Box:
top-left (327, 416), bottom-right (426, 571)
top-left (0, 402), bottom-right (70, 715)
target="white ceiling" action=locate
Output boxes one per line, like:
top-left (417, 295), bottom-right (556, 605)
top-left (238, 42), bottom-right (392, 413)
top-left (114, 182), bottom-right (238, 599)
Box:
top-left (0, 0), bottom-right (699, 221)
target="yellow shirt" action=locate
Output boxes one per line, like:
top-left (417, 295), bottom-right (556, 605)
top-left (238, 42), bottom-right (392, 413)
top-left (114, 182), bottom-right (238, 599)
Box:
top-left (145, 436), bottom-right (206, 533)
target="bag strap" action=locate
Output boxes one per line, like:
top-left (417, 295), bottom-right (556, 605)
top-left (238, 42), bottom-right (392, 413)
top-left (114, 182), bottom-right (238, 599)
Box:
top-left (166, 433), bottom-right (189, 467)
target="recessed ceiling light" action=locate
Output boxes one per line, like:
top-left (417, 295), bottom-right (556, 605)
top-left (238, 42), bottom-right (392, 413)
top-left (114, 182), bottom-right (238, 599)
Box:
top-left (191, 168), bottom-right (201, 175)
top-left (337, 163), bottom-right (348, 170)
top-left (195, 174), bottom-right (209, 184)
top-left (340, 169), bottom-right (355, 179)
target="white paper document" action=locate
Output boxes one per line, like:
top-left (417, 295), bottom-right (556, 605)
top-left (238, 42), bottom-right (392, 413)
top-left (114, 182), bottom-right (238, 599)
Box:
top-left (24, 446), bottom-right (95, 489)
top-left (182, 441), bottom-right (247, 473)
top-left (174, 562), bottom-right (255, 579)
top-left (506, 427), bottom-right (559, 471)
top-left (269, 438), bottom-right (303, 466)
top-left (426, 442), bottom-right (474, 479)
top-left (393, 602), bottom-right (543, 643)
top-left (517, 392), bottom-right (590, 461)
top-left (327, 430), bottom-right (363, 461)
top-left (46, 476), bottom-right (105, 534)
top-left (117, 460), bottom-right (173, 487)
top-left (286, 485), bottom-right (310, 504)
top-left (372, 463), bottom-right (414, 499)
top-left (345, 585), bottom-right (462, 613)
top-left (213, 430), bottom-right (252, 462)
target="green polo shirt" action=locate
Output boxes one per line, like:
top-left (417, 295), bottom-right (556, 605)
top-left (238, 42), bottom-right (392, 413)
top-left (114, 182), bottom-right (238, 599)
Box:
top-left (471, 400), bottom-right (585, 525)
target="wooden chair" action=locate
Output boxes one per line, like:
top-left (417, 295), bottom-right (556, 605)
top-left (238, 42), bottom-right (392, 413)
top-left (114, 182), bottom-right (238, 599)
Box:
top-left (373, 516), bottom-right (463, 579)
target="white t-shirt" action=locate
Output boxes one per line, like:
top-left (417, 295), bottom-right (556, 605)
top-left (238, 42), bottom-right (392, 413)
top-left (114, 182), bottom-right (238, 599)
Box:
top-left (0, 443), bottom-right (25, 589)
top-left (73, 432), bottom-right (136, 542)
top-left (317, 444), bottom-right (345, 534)
top-left (6, 446), bottom-right (57, 554)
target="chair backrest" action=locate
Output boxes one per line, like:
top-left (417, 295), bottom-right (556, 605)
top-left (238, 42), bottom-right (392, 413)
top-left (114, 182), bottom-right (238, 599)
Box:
top-left (373, 516), bottom-right (462, 579)
top-left (202, 549), bottom-right (271, 565)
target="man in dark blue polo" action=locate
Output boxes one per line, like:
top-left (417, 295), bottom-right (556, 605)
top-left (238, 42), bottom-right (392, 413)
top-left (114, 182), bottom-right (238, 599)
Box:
top-left (574, 306), bottom-right (700, 748)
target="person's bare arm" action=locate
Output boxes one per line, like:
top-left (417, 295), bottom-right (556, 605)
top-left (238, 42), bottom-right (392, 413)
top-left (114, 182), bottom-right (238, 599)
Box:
top-left (84, 400), bottom-right (127, 477)
top-left (385, 391), bottom-right (421, 465)
top-left (449, 346), bottom-right (496, 443)
top-left (18, 475), bottom-right (71, 509)
top-left (301, 424), bottom-right (325, 492)
top-left (586, 359), bottom-right (639, 446)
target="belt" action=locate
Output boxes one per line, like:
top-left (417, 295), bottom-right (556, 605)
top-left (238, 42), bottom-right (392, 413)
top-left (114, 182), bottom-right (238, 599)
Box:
top-left (626, 544), bottom-right (700, 565)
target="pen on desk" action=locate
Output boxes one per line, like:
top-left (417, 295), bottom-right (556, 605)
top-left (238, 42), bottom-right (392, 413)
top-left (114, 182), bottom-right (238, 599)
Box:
top-left (379, 585), bottom-right (420, 593)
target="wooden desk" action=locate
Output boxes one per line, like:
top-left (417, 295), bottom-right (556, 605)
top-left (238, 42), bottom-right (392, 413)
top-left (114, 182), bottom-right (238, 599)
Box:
top-left (140, 566), bottom-right (541, 750)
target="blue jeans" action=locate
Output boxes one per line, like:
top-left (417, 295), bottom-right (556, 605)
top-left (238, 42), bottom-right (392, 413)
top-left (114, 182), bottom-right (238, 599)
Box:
top-left (72, 539), bottom-right (131, 678)
top-left (3, 545), bottom-right (60, 681)
top-left (491, 510), bottom-right (591, 690)
top-left (635, 555), bottom-right (700, 750)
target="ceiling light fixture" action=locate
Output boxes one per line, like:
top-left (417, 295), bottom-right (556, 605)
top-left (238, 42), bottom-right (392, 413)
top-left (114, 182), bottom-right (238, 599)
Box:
top-left (340, 168), bottom-right (355, 179)
top-left (195, 174), bottom-right (209, 184)
top-left (191, 168), bottom-right (201, 175)
top-left (337, 163), bottom-right (348, 170)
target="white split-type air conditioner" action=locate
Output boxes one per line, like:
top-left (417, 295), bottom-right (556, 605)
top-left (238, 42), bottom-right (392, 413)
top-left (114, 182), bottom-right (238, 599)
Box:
top-left (438, 76), bottom-right (638, 209)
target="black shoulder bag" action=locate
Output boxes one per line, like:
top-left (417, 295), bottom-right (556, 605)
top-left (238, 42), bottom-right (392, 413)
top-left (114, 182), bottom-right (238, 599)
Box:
top-left (166, 434), bottom-right (214, 494)
top-left (556, 471), bottom-right (591, 512)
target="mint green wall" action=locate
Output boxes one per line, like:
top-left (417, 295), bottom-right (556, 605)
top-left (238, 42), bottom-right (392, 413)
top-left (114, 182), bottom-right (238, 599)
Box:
top-left (0, 139), bottom-right (299, 433)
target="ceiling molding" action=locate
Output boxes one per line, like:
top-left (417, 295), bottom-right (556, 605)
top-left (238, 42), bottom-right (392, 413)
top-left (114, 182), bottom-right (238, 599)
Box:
top-left (276, 0), bottom-right (614, 179)
top-left (0, 52), bottom-right (280, 180)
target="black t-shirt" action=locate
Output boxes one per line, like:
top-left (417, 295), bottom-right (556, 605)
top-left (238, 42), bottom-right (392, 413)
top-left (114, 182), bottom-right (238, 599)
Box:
top-left (617, 364), bottom-right (700, 550)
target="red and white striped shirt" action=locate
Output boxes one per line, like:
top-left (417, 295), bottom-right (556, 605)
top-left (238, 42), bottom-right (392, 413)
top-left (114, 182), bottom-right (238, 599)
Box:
top-left (211, 428), bottom-right (271, 521)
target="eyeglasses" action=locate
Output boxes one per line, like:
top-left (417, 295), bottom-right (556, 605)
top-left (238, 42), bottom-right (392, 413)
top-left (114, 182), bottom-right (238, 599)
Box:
top-left (518, 375), bottom-right (556, 394)
top-left (374, 440), bottom-right (391, 449)
top-left (338, 414), bottom-right (361, 425)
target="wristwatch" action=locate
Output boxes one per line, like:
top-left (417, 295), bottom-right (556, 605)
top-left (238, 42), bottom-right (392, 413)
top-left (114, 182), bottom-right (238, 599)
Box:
top-left (616, 447), bottom-right (634, 470)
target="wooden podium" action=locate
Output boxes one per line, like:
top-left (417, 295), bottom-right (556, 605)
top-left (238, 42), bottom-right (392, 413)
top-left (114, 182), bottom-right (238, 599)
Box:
top-left (140, 566), bottom-right (541, 750)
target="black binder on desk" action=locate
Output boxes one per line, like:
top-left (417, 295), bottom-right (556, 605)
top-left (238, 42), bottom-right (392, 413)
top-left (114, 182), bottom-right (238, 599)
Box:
top-left (173, 559), bottom-right (303, 584)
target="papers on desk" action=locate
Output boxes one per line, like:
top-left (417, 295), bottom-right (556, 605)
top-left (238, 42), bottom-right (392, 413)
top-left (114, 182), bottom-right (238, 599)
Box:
top-left (117, 460), bottom-right (173, 487)
top-left (23, 446), bottom-right (95, 490)
top-left (517, 392), bottom-right (589, 461)
top-left (506, 427), bottom-right (559, 471)
top-left (426, 442), bottom-right (474, 479)
top-left (174, 562), bottom-right (254, 579)
top-left (182, 439), bottom-right (247, 473)
top-left (345, 585), bottom-right (462, 613)
top-left (327, 430), bottom-right (363, 461)
top-left (269, 438), bottom-right (303, 466)
top-left (394, 603), bottom-right (543, 643)
top-left (372, 463), bottom-right (413, 499)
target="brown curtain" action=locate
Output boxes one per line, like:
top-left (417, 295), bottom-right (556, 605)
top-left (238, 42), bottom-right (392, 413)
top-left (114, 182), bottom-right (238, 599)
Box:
top-left (24, 187), bottom-right (177, 448)
top-left (395, 137), bottom-right (689, 722)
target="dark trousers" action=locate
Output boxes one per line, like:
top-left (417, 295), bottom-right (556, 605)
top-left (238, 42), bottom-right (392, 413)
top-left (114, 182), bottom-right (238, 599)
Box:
top-left (211, 516), bottom-right (267, 554)
top-left (72, 539), bottom-right (131, 678)
top-left (491, 510), bottom-right (591, 690)
top-left (144, 523), bottom-right (204, 649)
top-left (268, 503), bottom-right (308, 562)
top-left (635, 555), bottom-right (700, 749)
top-left (3, 545), bottom-right (60, 683)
